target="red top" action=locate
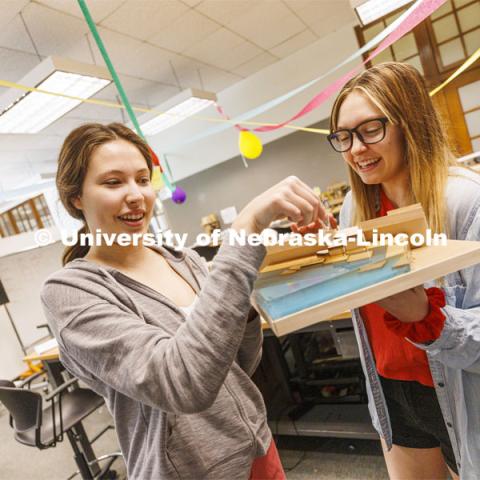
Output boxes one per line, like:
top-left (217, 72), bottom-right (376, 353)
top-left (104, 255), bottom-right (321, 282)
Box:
top-left (359, 189), bottom-right (447, 387)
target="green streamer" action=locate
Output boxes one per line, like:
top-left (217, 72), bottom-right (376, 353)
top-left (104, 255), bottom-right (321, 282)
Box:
top-left (161, 154), bottom-right (175, 184)
top-left (77, 0), bottom-right (174, 192)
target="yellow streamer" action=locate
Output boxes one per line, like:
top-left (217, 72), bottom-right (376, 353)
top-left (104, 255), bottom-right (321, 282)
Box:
top-left (0, 78), bottom-right (329, 134)
top-left (429, 47), bottom-right (480, 97)
top-left (2, 44), bottom-right (478, 140)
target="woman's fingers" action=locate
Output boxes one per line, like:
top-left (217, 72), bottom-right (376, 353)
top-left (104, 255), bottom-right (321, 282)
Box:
top-left (292, 214), bottom-right (337, 235)
top-left (234, 176), bottom-right (327, 234)
top-left (287, 178), bottom-right (327, 224)
top-left (329, 214), bottom-right (338, 229)
top-left (281, 190), bottom-right (316, 226)
top-left (274, 197), bottom-right (303, 223)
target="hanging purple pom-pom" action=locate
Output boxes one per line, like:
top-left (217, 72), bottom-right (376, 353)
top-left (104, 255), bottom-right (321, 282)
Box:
top-left (171, 186), bottom-right (187, 204)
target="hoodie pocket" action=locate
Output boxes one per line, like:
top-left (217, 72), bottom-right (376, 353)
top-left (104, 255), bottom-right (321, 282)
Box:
top-left (165, 385), bottom-right (253, 478)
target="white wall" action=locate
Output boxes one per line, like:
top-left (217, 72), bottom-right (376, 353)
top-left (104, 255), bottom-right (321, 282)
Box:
top-left (0, 234), bottom-right (63, 379)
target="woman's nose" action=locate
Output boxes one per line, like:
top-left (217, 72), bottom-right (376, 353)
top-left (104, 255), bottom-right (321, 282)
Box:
top-left (125, 183), bottom-right (143, 204)
top-left (350, 133), bottom-right (367, 155)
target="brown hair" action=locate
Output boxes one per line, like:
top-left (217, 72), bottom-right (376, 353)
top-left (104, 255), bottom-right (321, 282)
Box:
top-left (56, 122), bottom-right (153, 265)
top-left (330, 62), bottom-right (458, 234)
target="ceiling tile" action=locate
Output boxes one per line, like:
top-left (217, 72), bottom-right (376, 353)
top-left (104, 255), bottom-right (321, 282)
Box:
top-left (283, 0), bottom-right (328, 17)
top-left (198, 65), bottom-right (241, 92)
top-left (36, 0), bottom-right (125, 23)
top-left (90, 27), bottom-right (142, 72)
top-left (169, 56), bottom-right (204, 90)
top-left (88, 28), bottom-right (177, 85)
top-left (183, 28), bottom-right (244, 67)
top-left (149, 9), bottom-right (220, 53)
top-left (0, 47), bottom-right (41, 82)
top-left (61, 34), bottom-right (97, 64)
top-left (0, 14), bottom-right (37, 54)
top-left (131, 43), bottom-right (178, 84)
top-left (21, 2), bottom-right (89, 57)
top-left (285, 0), bottom-right (356, 37)
top-left (233, 51), bottom-right (277, 77)
top-left (227, 1), bottom-right (305, 49)
top-left (0, 0), bottom-right (29, 30)
top-left (195, 0), bottom-right (255, 25)
top-left (181, 0), bottom-right (202, 6)
top-left (309, 12), bottom-right (357, 38)
top-left (270, 29), bottom-right (317, 58)
top-left (212, 41), bottom-right (262, 71)
top-left (100, 0), bottom-right (189, 41)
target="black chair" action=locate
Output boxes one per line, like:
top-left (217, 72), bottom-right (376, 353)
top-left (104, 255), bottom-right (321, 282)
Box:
top-left (0, 374), bottom-right (121, 479)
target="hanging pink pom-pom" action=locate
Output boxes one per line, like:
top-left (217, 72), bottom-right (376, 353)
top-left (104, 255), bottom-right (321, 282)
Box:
top-left (171, 187), bottom-right (187, 204)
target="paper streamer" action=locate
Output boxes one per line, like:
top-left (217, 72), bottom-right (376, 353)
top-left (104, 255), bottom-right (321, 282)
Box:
top-left (77, 0), bottom-right (175, 192)
top-left (430, 47), bottom-right (480, 96)
top-left (251, 0), bottom-right (447, 133)
top-left (0, 0), bottom-right (458, 148)
top-left (0, 78), bottom-right (320, 134)
top-left (171, 0), bottom-right (428, 148)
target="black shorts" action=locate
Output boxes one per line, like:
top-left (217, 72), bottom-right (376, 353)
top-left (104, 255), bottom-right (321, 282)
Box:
top-left (379, 376), bottom-right (458, 475)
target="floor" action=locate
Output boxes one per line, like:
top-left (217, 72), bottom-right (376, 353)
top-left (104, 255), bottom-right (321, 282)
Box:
top-left (276, 435), bottom-right (388, 480)
top-left (0, 405), bottom-right (389, 479)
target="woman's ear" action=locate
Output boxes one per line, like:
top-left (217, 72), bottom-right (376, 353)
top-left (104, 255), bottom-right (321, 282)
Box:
top-left (72, 196), bottom-right (82, 211)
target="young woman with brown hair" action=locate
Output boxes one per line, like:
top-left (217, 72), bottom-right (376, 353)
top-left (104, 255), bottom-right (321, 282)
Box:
top-left (41, 122), bottom-right (327, 479)
top-left (327, 62), bottom-right (480, 479)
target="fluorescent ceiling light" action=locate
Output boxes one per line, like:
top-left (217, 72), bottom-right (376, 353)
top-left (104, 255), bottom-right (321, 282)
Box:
top-left (351, 0), bottom-right (413, 26)
top-left (139, 88), bottom-right (217, 136)
top-left (0, 56), bottom-right (111, 134)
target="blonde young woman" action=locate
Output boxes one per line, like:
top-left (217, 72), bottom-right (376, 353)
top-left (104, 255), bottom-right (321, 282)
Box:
top-left (327, 63), bottom-right (480, 479)
top-left (41, 123), bottom-right (328, 480)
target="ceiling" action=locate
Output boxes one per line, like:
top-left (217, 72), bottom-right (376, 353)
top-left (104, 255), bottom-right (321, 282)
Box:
top-left (0, 0), bottom-right (358, 203)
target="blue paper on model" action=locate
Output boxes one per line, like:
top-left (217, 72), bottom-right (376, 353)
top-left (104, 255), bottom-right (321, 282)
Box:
top-left (253, 246), bottom-right (410, 320)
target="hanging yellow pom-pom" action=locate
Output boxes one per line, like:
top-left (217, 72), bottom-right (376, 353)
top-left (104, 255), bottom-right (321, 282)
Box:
top-left (239, 130), bottom-right (263, 159)
top-left (151, 166), bottom-right (165, 191)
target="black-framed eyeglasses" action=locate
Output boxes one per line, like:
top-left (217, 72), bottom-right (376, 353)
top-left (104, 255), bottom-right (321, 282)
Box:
top-left (327, 117), bottom-right (389, 153)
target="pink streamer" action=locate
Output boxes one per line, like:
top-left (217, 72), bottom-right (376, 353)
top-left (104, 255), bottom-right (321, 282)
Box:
top-left (215, 103), bottom-right (244, 132)
top-left (248, 0), bottom-right (446, 133)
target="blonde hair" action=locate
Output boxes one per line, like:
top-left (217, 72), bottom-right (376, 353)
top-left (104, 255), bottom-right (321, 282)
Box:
top-left (330, 62), bottom-right (458, 234)
top-left (56, 123), bottom-right (153, 265)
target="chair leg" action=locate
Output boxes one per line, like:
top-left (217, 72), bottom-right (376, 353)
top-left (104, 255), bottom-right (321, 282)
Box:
top-left (66, 430), bottom-right (94, 480)
top-left (90, 453), bottom-right (122, 479)
top-left (71, 423), bottom-right (101, 477)
top-left (66, 452), bottom-right (122, 480)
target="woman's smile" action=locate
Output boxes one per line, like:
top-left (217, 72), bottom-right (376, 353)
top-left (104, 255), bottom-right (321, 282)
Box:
top-left (117, 209), bottom-right (146, 228)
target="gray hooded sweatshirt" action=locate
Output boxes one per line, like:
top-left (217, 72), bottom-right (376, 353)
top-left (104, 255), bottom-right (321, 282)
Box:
top-left (40, 242), bottom-right (272, 480)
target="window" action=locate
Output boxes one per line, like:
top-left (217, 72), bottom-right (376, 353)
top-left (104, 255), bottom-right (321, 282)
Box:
top-left (459, 79), bottom-right (480, 150)
top-left (0, 194), bottom-right (54, 238)
top-left (356, 5), bottom-right (424, 74)
top-left (354, 1), bottom-right (480, 155)
top-left (429, 0), bottom-right (480, 70)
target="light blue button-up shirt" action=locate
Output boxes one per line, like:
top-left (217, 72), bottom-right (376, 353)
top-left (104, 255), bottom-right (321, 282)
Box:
top-left (339, 167), bottom-right (480, 479)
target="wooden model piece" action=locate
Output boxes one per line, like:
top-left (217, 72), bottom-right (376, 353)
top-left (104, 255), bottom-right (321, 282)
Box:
top-left (253, 204), bottom-right (480, 336)
top-left (259, 202), bottom-right (427, 275)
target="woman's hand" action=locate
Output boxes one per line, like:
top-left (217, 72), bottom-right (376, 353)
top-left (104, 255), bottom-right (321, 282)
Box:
top-left (232, 176), bottom-right (327, 235)
top-left (376, 286), bottom-right (429, 323)
top-left (291, 215), bottom-right (337, 234)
